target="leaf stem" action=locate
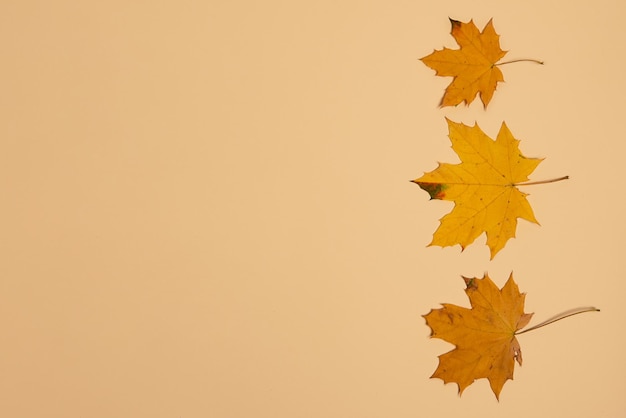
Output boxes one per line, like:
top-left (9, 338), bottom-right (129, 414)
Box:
top-left (515, 306), bottom-right (600, 335)
top-left (495, 58), bottom-right (544, 66)
top-left (515, 175), bottom-right (569, 186)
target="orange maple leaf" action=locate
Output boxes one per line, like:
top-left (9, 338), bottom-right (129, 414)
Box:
top-left (423, 273), bottom-right (533, 400)
top-left (411, 118), bottom-right (567, 259)
top-left (424, 275), bottom-right (600, 399)
top-left (421, 18), bottom-right (511, 108)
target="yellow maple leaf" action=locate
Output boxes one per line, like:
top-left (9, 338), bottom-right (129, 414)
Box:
top-left (424, 273), bottom-right (533, 400)
top-left (421, 18), bottom-right (538, 108)
top-left (412, 118), bottom-right (567, 259)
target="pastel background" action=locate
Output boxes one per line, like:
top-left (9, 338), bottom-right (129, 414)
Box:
top-left (1, 1), bottom-right (623, 417)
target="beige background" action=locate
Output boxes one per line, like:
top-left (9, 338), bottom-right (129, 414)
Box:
top-left (1, 1), bottom-right (624, 417)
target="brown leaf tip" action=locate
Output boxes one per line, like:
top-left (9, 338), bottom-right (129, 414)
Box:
top-left (462, 276), bottom-right (478, 290)
top-left (448, 17), bottom-right (461, 31)
top-left (415, 181), bottom-right (447, 200)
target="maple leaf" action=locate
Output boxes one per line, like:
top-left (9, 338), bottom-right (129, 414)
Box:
top-left (421, 18), bottom-right (541, 108)
top-left (411, 118), bottom-right (567, 259)
top-left (423, 273), bottom-right (533, 400)
top-left (424, 275), bottom-right (600, 399)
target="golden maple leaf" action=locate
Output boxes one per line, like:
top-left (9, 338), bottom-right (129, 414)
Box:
top-left (423, 273), bottom-right (533, 400)
top-left (421, 18), bottom-right (508, 108)
top-left (411, 118), bottom-right (568, 259)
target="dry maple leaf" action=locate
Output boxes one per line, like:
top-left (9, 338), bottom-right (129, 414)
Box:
top-left (424, 274), bottom-right (600, 399)
top-left (411, 118), bottom-right (567, 259)
top-left (423, 273), bottom-right (533, 400)
top-left (421, 18), bottom-right (541, 108)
